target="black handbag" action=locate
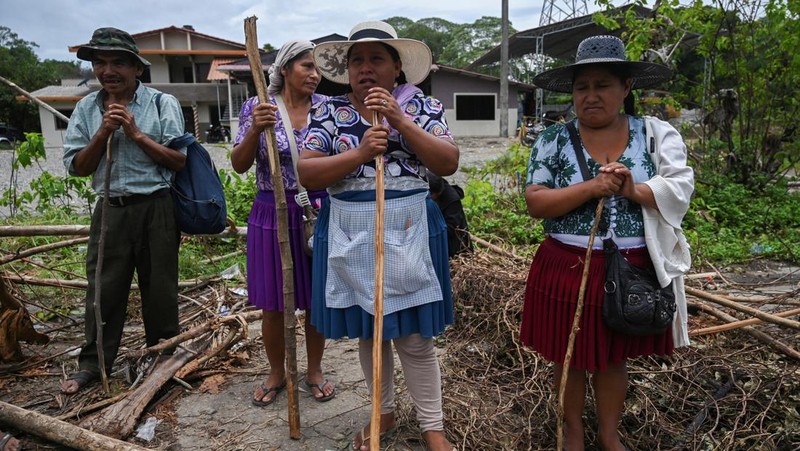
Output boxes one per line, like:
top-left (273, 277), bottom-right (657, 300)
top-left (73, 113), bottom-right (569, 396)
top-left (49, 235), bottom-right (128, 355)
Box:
top-left (565, 121), bottom-right (675, 336)
top-left (602, 238), bottom-right (676, 335)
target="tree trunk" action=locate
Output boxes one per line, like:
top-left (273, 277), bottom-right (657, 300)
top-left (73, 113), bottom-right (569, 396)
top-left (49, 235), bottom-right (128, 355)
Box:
top-left (0, 400), bottom-right (148, 450)
top-left (78, 347), bottom-right (201, 439)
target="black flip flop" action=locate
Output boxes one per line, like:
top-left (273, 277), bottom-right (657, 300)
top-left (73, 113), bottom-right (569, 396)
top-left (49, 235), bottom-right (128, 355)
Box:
top-left (251, 381), bottom-right (286, 407)
top-left (304, 378), bottom-right (336, 402)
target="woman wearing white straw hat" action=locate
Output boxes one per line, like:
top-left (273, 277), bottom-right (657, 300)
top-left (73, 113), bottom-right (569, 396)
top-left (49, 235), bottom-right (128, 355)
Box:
top-left (231, 39), bottom-right (335, 407)
top-left (297, 20), bottom-right (458, 451)
top-left (520, 35), bottom-right (693, 450)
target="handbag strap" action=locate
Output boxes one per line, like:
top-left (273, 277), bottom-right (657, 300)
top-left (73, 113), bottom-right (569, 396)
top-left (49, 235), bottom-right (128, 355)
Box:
top-left (565, 121), bottom-right (592, 182)
top-left (273, 94), bottom-right (311, 207)
top-left (566, 121), bottom-right (607, 235)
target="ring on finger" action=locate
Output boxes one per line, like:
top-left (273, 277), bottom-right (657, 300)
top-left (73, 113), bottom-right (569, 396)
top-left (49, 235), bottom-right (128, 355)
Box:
top-left (380, 99), bottom-right (388, 107)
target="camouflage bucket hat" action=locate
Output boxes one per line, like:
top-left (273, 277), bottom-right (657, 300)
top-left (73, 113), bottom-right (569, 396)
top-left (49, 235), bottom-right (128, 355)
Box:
top-left (77, 27), bottom-right (151, 66)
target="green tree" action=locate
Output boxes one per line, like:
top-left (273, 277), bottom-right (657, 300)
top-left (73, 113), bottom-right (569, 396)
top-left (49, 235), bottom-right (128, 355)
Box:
top-left (595, 0), bottom-right (800, 188)
top-left (385, 16), bottom-right (460, 63)
top-left (0, 26), bottom-right (80, 133)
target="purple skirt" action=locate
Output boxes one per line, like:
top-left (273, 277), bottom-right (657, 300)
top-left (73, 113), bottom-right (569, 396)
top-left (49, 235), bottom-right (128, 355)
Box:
top-left (246, 189), bottom-right (327, 311)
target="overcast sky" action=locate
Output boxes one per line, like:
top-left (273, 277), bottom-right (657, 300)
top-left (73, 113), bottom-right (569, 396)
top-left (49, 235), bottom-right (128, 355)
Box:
top-left (2, 0), bottom-right (552, 65)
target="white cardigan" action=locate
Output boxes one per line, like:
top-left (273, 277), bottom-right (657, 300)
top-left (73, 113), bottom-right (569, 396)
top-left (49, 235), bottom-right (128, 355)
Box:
top-left (641, 117), bottom-right (695, 347)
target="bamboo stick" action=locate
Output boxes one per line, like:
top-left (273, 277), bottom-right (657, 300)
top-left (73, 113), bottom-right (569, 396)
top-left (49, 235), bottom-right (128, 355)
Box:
top-left (370, 110), bottom-right (385, 451)
top-left (0, 237), bottom-right (89, 265)
top-left (469, 233), bottom-right (527, 262)
top-left (691, 306), bottom-right (800, 336)
top-left (689, 300), bottom-right (800, 360)
top-left (557, 197), bottom-right (605, 451)
top-left (3, 275), bottom-right (205, 290)
top-left (0, 75), bottom-right (70, 123)
top-left (93, 135), bottom-right (113, 393)
top-left (126, 310), bottom-right (261, 359)
top-left (243, 16), bottom-right (301, 439)
top-left (0, 225), bottom-right (247, 237)
top-left (685, 286), bottom-right (800, 330)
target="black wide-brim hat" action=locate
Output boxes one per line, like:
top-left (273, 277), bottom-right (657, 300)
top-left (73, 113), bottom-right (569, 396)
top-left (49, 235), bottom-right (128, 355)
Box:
top-left (533, 35), bottom-right (672, 93)
top-left (77, 27), bottom-right (151, 66)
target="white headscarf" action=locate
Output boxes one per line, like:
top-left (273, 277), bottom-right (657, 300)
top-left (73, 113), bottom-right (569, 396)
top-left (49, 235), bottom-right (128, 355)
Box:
top-left (267, 40), bottom-right (316, 96)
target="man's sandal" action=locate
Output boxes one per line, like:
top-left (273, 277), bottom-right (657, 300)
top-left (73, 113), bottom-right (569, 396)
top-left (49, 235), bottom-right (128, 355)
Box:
top-left (61, 369), bottom-right (100, 394)
top-left (0, 432), bottom-right (18, 451)
top-left (303, 378), bottom-right (336, 402)
top-left (251, 381), bottom-right (286, 407)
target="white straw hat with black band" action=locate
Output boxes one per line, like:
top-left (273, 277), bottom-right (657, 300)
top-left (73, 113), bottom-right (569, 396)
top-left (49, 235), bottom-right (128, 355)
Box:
top-left (313, 21), bottom-right (433, 86)
top-left (533, 35), bottom-right (673, 93)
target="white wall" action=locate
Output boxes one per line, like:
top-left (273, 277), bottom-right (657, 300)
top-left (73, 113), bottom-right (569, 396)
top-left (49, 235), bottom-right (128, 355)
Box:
top-left (38, 102), bottom-right (73, 149)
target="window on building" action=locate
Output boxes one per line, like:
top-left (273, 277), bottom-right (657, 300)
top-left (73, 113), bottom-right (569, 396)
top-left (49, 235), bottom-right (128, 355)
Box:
top-left (455, 94), bottom-right (495, 121)
top-left (182, 67), bottom-right (194, 83)
top-left (195, 63), bottom-right (211, 83)
top-left (55, 110), bottom-right (74, 130)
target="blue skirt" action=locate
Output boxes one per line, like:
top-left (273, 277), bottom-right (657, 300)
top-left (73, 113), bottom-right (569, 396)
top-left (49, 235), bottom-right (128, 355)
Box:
top-left (246, 189), bottom-right (327, 311)
top-left (310, 189), bottom-right (454, 341)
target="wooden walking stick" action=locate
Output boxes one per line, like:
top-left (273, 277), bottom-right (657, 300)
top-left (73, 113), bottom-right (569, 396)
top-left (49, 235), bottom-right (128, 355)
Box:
top-left (92, 134), bottom-right (114, 393)
top-left (370, 110), bottom-right (385, 451)
top-left (243, 16), bottom-right (301, 439)
top-left (556, 197), bottom-right (605, 451)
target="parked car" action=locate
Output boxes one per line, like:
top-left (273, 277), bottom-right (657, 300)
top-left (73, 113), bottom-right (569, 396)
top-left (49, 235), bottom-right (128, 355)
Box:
top-left (0, 123), bottom-right (25, 149)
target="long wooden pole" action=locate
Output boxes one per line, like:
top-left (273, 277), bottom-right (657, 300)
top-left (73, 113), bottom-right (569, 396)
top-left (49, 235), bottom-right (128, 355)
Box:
top-left (370, 110), bottom-right (386, 451)
top-left (689, 300), bottom-right (800, 360)
top-left (556, 198), bottom-right (605, 451)
top-left (685, 286), bottom-right (800, 330)
top-left (691, 306), bottom-right (800, 336)
top-left (0, 74), bottom-right (70, 123)
top-left (243, 16), bottom-right (301, 439)
top-left (0, 225), bottom-right (247, 237)
top-left (93, 135), bottom-right (114, 393)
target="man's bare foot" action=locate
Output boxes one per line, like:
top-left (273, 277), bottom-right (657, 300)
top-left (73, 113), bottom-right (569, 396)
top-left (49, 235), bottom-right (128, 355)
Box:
top-left (0, 430), bottom-right (20, 451)
top-left (60, 369), bottom-right (100, 394)
top-left (422, 430), bottom-right (454, 451)
top-left (351, 412), bottom-right (397, 450)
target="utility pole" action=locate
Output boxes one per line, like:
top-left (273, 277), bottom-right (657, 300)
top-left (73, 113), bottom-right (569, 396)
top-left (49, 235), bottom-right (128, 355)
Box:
top-left (499, 0), bottom-right (509, 137)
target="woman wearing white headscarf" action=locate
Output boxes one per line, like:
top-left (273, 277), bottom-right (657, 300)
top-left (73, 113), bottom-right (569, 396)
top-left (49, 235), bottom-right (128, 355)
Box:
top-left (231, 39), bottom-right (335, 407)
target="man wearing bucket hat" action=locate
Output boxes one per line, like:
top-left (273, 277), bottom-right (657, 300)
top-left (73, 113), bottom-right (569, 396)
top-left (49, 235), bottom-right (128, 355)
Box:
top-left (519, 35), bottom-right (693, 450)
top-left (61, 27), bottom-right (187, 394)
top-left (297, 20), bottom-right (458, 451)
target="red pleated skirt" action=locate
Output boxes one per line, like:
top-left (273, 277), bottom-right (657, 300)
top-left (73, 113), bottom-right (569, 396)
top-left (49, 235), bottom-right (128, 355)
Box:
top-left (520, 237), bottom-right (673, 372)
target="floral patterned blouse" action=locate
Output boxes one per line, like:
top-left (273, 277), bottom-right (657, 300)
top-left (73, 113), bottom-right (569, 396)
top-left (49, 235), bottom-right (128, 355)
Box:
top-left (233, 93), bottom-right (327, 191)
top-left (303, 87), bottom-right (452, 181)
top-left (526, 116), bottom-right (656, 238)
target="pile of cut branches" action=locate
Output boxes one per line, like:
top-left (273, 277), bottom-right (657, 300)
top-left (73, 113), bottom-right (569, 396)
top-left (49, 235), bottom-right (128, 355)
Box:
top-left (390, 250), bottom-right (799, 450)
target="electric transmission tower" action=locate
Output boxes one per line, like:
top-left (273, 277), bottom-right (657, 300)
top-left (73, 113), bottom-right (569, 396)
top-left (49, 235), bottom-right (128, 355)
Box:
top-left (532, 0), bottom-right (590, 120)
top-left (539, 0), bottom-right (589, 26)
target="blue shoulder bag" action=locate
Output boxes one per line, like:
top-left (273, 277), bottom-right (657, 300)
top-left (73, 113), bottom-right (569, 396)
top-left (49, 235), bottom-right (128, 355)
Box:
top-left (155, 93), bottom-right (228, 234)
